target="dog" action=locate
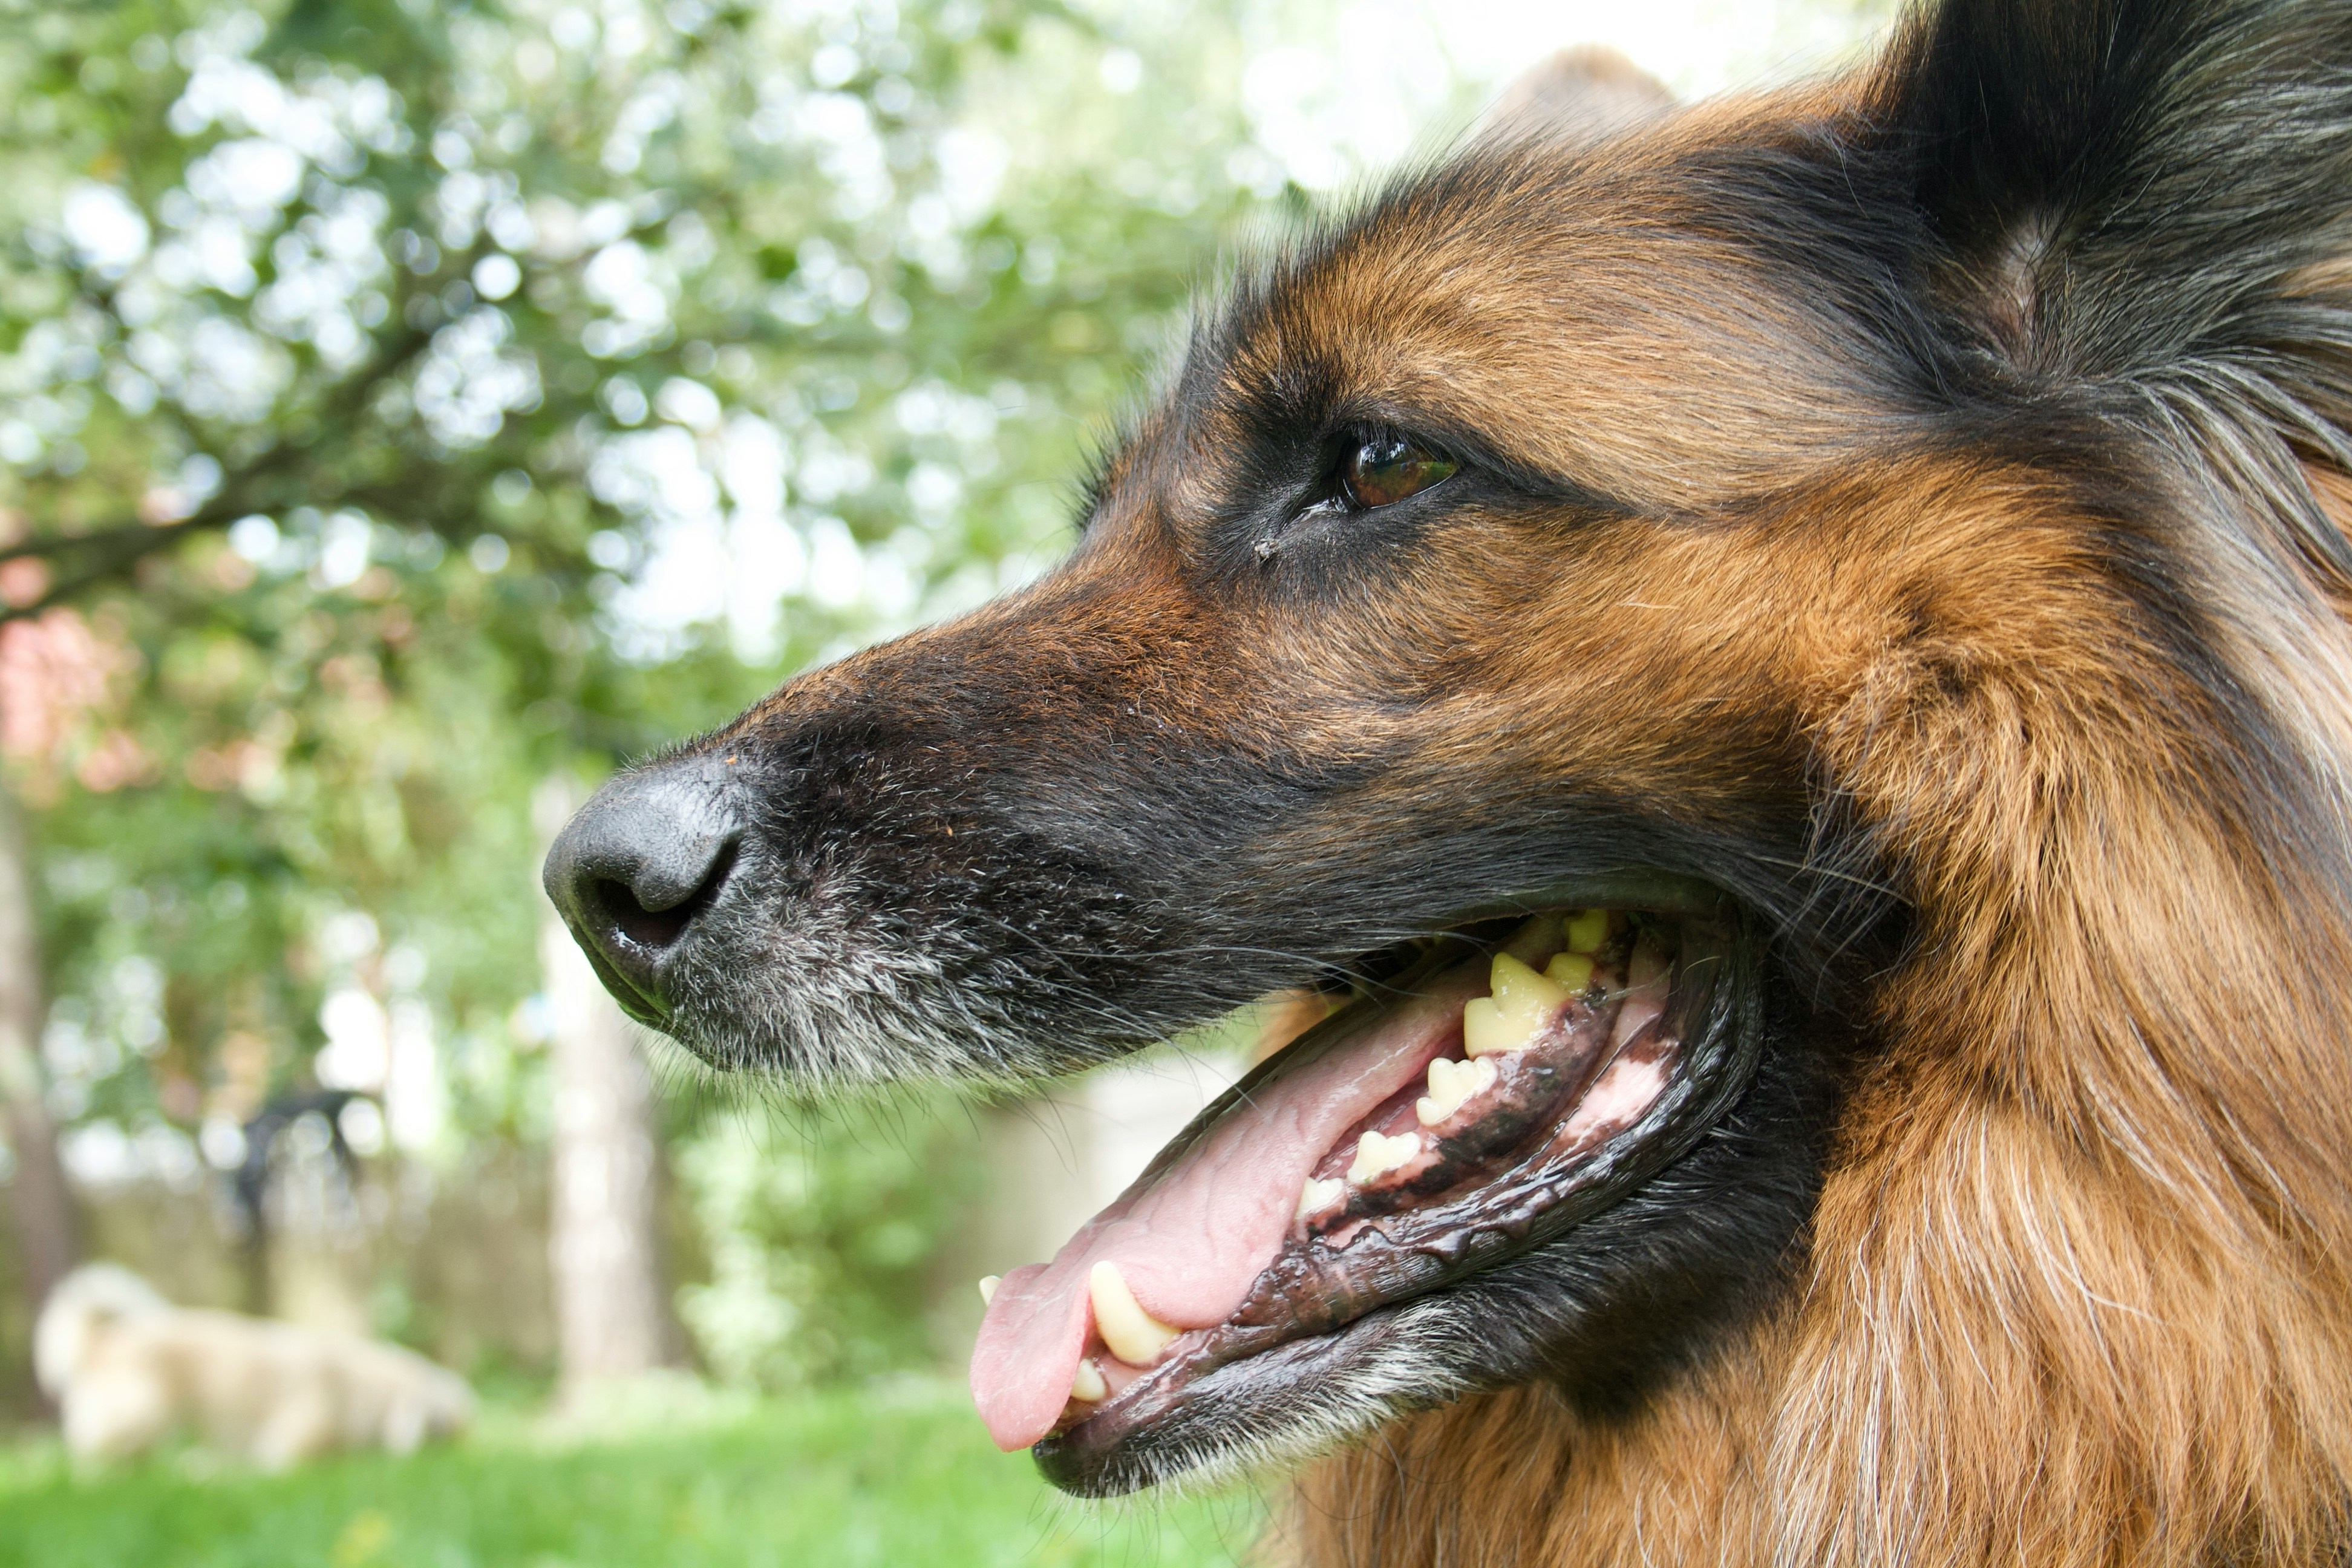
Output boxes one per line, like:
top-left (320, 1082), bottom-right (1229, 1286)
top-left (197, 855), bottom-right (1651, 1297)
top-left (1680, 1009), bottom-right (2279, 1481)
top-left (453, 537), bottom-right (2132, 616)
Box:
top-left (545, 0), bottom-right (2352, 1561)
top-left (35, 1264), bottom-right (474, 1469)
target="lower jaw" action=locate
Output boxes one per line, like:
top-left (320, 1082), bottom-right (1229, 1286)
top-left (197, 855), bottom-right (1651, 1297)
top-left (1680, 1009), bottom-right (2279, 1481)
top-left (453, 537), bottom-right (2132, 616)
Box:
top-left (1024, 886), bottom-right (1768, 1495)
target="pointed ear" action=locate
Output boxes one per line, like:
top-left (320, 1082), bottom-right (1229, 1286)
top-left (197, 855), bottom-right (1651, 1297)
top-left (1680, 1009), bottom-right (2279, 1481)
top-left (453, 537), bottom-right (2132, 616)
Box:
top-left (1876, 0), bottom-right (2352, 378)
top-left (1483, 45), bottom-right (1673, 147)
top-left (1876, 0), bottom-right (2352, 585)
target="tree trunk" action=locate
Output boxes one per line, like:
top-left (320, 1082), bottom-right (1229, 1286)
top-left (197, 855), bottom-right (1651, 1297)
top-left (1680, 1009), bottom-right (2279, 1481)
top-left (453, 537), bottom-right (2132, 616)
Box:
top-left (0, 782), bottom-right (76, 1322)
top-left (535, 777), bottom-right (673, 1398)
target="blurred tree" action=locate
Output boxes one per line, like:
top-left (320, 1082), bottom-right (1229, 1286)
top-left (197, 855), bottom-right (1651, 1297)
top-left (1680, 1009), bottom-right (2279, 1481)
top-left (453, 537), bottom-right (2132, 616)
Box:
top-left (536, 774), bottom-right (673, 1393)
top-left (0, 790), bottom-right (73, 1324)
top-left (675, 1089), bottom-right (982, 1388)
top-left (0, 0), bottom-right (1318, 1379)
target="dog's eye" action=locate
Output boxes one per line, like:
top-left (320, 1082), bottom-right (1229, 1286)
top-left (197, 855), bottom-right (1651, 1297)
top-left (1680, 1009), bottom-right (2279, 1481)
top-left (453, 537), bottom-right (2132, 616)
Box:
top-left (1342, 434), bottom-right (1456, 509)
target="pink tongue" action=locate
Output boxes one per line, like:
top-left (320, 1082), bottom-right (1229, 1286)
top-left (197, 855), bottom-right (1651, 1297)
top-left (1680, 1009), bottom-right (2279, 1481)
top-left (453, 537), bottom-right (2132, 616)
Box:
top-left (969, 965), bottom-right (1486, 1451)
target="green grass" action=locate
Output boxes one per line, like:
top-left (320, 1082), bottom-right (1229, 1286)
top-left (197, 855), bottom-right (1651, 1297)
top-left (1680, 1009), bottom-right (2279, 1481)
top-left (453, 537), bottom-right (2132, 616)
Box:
top-left (0, 1381), bottom-right (1267, 1567)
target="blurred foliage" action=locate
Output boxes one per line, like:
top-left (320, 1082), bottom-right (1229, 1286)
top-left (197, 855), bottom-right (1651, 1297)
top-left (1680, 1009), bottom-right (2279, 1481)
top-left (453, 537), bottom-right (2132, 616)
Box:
top-left (0, 0), bottom-right (1353, 1384)
top-left (0, 0), bottom-right (1298, 1133)
top-left (676, 1091), bottom-right (982, 1387)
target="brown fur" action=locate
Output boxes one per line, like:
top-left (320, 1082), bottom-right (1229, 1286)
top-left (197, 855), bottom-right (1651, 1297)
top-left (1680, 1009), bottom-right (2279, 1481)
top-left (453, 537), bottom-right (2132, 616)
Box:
top-left (783, 83), bottom-right (2352, 1568)
top-left (1214, 430), bottom-right (2352, 1559)
top-left (1264, 139), bottom-right (2352, 1568)
top-left (552, 2), bottom-right (2352, 1558)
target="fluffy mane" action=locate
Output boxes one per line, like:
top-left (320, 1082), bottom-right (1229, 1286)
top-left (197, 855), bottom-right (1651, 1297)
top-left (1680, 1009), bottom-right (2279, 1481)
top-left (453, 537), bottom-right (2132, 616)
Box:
top-left (1278, 2), bottom-right (2352, 1563)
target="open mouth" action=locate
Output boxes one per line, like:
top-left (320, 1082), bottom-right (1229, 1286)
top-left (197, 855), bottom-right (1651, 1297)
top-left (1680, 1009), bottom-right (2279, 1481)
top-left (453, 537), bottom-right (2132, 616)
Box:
top-left (970, 877), bottom-right (1765, 1494)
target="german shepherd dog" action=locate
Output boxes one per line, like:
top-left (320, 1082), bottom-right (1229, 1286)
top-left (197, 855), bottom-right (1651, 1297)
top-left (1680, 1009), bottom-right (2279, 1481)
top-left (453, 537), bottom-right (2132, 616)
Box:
top-left (546, 0), bottom-right (2352, 1560)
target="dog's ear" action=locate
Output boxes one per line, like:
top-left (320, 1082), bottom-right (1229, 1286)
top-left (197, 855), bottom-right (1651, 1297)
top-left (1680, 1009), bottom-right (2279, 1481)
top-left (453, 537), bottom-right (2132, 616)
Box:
top-left (1881, 0), bottom-right (2352, 578)
top-left (1483, 45), bottom-right (1673, 147)
top-left (1880, 0), bottom-right (2352, 378)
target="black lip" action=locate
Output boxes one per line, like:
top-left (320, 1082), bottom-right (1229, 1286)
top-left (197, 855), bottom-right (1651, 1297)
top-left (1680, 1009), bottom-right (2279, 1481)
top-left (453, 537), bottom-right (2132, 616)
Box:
top-left (568, 929), bottom-right (671, 1026)
top-left (1031, 897), bottom-right (1767, 1497)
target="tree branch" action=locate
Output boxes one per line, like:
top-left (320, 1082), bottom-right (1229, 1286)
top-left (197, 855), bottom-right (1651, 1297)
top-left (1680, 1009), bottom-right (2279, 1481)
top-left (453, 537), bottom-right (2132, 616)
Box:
top-left (2, 312), bottom-right (443, 622)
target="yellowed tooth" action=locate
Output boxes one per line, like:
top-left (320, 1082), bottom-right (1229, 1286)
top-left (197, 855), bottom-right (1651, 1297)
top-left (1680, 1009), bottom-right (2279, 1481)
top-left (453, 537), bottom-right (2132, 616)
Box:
top-left (1545, 950), bottom-right (1595, 993)
top-left (1563, 907), bottom-right (1610, 955)
top-left (1347, 1128), bottom-right (1422, 1184)
top-left (1419, 1057), bottom-right (1457, 1123)
top-left (1462, 997), bottom-right (1517, 1056)
top-left (1465, 953), bottom-right (1571, 1056)
top-left (1250, 989), bottom-right (1339, 1066)
top-left (1491, 952), bottom-right (1570, 1025)
top-left (1070, 1357), bottom-right (1108, 1403)
top-left (1296, 1175), bottom-right (1345, 1222)
top-left (977, 1275), bottom-right (1001, 1306)
top-left (1417, 1056), bottom-right (1498, 1126)
top-left (1089, 1261), bottom-right (1180, 1366)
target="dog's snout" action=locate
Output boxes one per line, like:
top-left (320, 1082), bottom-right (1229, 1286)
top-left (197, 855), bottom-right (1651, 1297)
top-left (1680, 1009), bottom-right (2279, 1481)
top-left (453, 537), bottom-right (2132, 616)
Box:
top-left (543, 756), bottom-right (744, 1019)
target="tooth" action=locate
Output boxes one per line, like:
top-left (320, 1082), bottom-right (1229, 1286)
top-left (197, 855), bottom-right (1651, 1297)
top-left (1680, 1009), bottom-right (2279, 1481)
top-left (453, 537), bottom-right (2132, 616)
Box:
top-left (977, 1275), bottom-right (1000, 1306)
top-left (1462, 998), bottom-right (1517, 1056)
top-left (1347, 1128), bottom-right (1422, 1184)
top-left (1296, 1175), bottom-right (1345, 1221)
top-left (1544, 951), bottom-right (1595, 993)
top-left (1252, 989), bottom-right (1337, 1065)
top-left (1417, 1059), bottom-right (1455, 1125)
top-left (1417, 1056), bottom-right (1498, 1125)
top-left (1089, 1261), bottom-right (1180, 1366)
top-left (1465, 953), bottom-right (1571, 1056)
top-left (1070, 1357), bottom-right (1108, 1403)
top-left (1491, 953), bottom-right (1570, 1024)
top-left (1563, 907), bottom-right (1610, 955)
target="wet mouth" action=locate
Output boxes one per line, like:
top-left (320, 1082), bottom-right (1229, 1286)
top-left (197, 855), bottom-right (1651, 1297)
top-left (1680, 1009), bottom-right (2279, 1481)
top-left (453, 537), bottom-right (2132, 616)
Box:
top-left (968, 882), bottom-right (1763, 1493)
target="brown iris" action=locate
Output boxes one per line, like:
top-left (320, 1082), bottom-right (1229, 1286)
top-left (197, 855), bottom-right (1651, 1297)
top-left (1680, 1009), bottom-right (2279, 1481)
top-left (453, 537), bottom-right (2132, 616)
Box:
top-left (1341, 433), bottom-right (1457, 509)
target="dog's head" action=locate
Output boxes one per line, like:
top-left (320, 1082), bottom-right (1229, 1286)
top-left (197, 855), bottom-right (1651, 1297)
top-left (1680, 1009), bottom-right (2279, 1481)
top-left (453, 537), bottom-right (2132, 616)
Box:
top-left (33, 1265), bottom-right (168, 1396)
top-left (547, 0), bottom-right (2352, 1519)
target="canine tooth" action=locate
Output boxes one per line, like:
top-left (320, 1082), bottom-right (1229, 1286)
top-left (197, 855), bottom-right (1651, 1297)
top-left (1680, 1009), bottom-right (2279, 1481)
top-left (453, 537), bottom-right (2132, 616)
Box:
top-left (1070, 1358), bottom-right (1108, 1403)
top-left (977, 1275), bottom-right (1000, 1306)
top-left (1563, 907), bottom-right (1610, 955)
top-left (1348, 1128), bottom-right (1422, 1184)
top-left (1089, 1261), bottom-right (1180, 1366)
top-left (1544, 951), bottom-right (1595, 993)
top-left (1251, 989), bottom-right (1337, 1065)
top-left (1296, 1175), bottom-right (1345, 1221)
top-left (1417, 1055), bottom-right (1498, 1125)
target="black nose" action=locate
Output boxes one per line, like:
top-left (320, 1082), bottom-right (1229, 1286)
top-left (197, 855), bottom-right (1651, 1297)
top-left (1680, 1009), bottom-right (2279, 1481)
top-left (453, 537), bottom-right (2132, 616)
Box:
top-left (543, 755), bottom-right (743, 1021)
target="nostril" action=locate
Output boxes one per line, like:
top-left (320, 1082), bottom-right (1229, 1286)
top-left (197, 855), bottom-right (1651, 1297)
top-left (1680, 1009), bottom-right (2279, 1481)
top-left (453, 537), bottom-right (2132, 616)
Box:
top-left (595, 840), bottom-right (738, 954)
top-left (543, 756), bottom-right (747, 1019)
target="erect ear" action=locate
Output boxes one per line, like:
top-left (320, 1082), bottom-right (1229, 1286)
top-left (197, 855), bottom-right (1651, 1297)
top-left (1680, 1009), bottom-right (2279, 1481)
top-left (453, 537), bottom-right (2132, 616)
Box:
top-left (1483, 45), bottom-right (1673, 147)
top-left (1879, 0), bottom-right (2352, 579)
top-left (1877, 0), bottom-right (2352, 377)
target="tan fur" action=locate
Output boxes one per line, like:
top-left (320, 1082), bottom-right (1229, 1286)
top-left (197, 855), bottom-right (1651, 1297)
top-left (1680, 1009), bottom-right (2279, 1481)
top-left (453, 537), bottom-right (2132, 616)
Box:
top-left (36, 1265), bottom-right (474, 1469)
top-left (1256, 447), bottom-right (2352, 1562)
top-left (1180, 76), bottom-right (2352, 1544)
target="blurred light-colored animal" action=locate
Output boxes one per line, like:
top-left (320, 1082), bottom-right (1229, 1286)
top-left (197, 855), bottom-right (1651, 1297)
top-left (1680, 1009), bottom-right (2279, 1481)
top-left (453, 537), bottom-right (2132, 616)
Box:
top-left (34, 1264), bottom-right (474, 1468)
